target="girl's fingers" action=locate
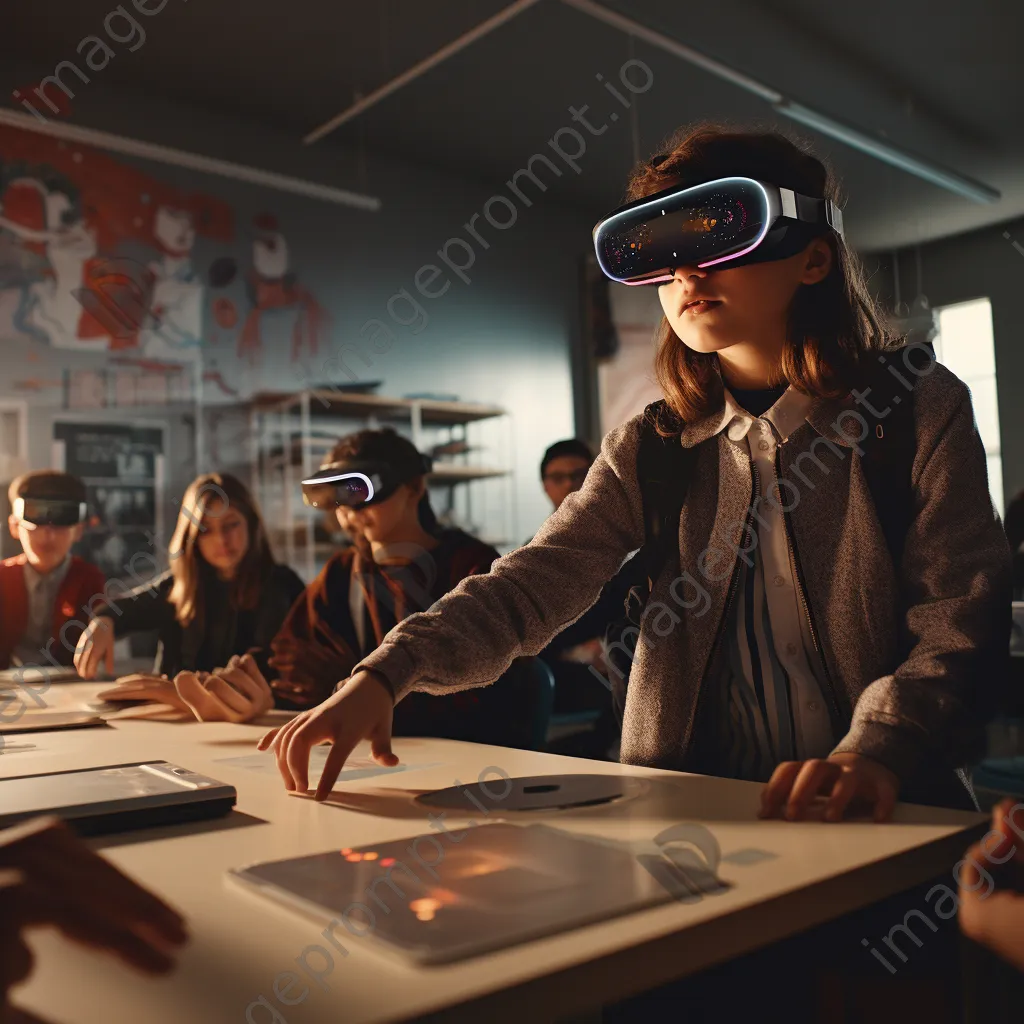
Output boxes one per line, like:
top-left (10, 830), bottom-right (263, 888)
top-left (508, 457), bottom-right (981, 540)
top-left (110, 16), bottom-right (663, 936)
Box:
top-left (272, 715), bottom-right (309, 790)
top-left (285, 720), bottom-right (321, 795)
top-left (316, 733), bottom-right (360, 801)
top-left (760, 762), bottom-right (803, 817)
top-left (256, 727), bottom-right (281, 751)
top-left (785, 760), bottom-right (838, 820)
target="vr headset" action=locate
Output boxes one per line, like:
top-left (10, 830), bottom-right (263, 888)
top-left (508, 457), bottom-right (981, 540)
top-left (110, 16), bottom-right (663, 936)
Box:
top-left (301, 453), bottom-right (433, 510)
top-left (593, 176), bottom-right (844, 286)
top-left (12, 496), bottom-right (88, 528)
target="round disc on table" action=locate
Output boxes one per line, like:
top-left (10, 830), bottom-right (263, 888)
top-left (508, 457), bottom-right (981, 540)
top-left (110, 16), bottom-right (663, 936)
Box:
top-left (415, 773), bottom-right (646, 812)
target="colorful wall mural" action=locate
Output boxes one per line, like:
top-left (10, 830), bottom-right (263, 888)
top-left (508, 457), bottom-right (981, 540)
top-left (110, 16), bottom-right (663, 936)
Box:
top-left (0, 123), bottom-right (332, 407)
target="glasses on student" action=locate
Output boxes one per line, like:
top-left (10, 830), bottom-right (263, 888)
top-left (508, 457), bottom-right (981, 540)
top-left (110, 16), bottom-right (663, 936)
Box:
top-left (544, 469), bottom-right (589, 488)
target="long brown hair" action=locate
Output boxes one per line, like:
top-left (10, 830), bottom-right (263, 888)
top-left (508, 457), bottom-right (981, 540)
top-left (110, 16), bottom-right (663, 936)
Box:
top-left (626, 123), bottom-right (896, 428)
top-left (167, 472), bottom-right (275, 627)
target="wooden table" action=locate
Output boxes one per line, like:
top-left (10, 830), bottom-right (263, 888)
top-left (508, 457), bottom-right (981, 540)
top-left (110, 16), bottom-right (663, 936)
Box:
top-left (3, 684), bottom-right (987, 1024)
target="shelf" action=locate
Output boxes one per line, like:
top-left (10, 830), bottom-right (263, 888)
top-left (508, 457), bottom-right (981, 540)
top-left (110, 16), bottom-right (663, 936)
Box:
top-left (249, 390), bottom-right (507, 426)
top-left (262, 449), bottom-right (508, 483)
top-left (428, 465), bottom-right (509, 483)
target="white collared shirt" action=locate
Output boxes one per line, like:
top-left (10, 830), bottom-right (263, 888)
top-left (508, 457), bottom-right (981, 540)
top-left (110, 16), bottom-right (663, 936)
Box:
top-left (706, 386), bottom-right (836, 780)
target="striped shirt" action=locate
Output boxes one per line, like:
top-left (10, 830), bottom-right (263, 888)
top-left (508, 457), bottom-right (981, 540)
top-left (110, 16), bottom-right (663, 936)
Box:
top-left (708, 386), bottom-right (837, 782)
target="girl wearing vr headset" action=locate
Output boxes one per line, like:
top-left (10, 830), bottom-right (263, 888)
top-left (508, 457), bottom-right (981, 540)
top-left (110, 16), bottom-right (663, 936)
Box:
top-left (267, 428), bottom-right (526, 742)
top-left (75, 473), bottom-right (305, 721)
top-left (260, 126), bottom-right (1010, 820)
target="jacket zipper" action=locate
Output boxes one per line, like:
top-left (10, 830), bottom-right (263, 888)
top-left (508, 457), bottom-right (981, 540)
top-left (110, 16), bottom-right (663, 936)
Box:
top-left (680, 461), bottom-right (758, 762)
top-left (775, 446), bottom-right (845, 728)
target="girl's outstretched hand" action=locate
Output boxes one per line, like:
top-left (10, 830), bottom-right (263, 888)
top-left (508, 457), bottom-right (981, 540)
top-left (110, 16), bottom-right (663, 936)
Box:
top-left (759, 752), bottom-right (899, 822)
top-left (257, 670), bottom-right (398, 800)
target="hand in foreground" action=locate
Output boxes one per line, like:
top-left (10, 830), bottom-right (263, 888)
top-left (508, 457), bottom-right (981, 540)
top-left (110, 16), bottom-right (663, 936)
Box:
top-left (257, 670), bottom-right (397, 800)
top-left (959, 797), bottom-right (1024, 971)
top-left (759, 753), bottom-right (899, 823)
top-left (72, 617), bottom-right (115, 679)
top-left (0, 817), bottom-right (187, 1016)
top-left (267, 638), bottom-right (350, 708)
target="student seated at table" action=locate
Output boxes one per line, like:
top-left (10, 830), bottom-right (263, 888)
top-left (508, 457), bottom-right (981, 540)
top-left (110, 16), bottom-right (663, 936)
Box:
top-left (74, 472), bottom-right (304, 688)
top-left (259, 126), bottom-right (1011, 812)
top-left (0, 471), bottom-right (105, 670)
top-left (269, 427), bottom-right (514, 741)
top-left (1, 816), bottom-right (187, 1021)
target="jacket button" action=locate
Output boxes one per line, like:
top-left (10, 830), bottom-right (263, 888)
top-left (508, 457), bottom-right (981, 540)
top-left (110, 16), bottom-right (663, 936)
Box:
top-left (773, 575), bottom-right (786, 587)
top-left (808, 701), bottom-right (820, 712)
top-left (758, 439), bottom-right (770, 451)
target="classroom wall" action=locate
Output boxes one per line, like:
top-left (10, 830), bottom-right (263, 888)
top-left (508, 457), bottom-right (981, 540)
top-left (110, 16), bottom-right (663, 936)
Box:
top-left (870, 216), bottom-right (1024, 512)
top-left (0, 70), bottom-right (600, 568)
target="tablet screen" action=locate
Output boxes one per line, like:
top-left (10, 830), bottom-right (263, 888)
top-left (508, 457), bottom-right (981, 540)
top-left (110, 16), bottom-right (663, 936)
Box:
top-left (231, 822), bottom-right (718, 964)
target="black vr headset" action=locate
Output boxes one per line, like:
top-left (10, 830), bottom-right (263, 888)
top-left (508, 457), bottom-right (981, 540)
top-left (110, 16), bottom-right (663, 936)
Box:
top-left (12, 497), bottom-right (88, 528)
top-left (593, 176), bottom-right (844, 286)
top-left (301, 452), bottom-right (433, 510)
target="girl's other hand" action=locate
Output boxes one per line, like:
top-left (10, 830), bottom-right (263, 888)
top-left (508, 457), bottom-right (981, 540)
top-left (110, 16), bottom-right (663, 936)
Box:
top-left (257, 670), bottom-right (397, 800)
top-left (73, 616), bottom-right (115, 679)
top-left (759, 753), bottom-right (899, 822)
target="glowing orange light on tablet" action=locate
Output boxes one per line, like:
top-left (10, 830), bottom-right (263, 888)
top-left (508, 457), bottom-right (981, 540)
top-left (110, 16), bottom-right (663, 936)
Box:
top-left (381, 857), bottom-right (396, 867)
top-left (410, 898), bottom-right (441, 922)
top-left (345, 853), bottom-right (362, 862)
top-left (340, 848), bottom-right (352, 855)
top-left (363, 852), bottom-right (378, 861)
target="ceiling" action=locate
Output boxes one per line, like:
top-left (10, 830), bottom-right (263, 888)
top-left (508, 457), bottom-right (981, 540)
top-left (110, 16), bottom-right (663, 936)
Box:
top-left (3, 0), bottom-right (1022, 252)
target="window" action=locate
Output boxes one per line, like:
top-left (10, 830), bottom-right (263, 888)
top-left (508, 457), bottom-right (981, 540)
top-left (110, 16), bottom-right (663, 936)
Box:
top-left (932, 298), bottom-right (1002, 513)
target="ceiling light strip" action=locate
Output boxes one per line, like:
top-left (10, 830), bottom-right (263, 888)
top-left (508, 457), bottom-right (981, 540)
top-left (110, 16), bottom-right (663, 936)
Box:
top-left (0, 107), bottom-right (381, 211)
top-left (561, 0), bottom-right (1000, 205)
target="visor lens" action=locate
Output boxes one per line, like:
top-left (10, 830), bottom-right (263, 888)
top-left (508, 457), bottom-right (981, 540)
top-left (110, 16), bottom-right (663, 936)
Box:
top-left (17, 498), bottom-right (85, 527)
top-left (595, 178), bottom-right (770, 284)
top-left (301, 474), bottom-right (372, 509)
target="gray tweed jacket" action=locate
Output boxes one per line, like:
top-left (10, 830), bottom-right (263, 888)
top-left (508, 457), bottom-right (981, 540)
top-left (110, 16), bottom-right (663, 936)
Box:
top-left (356, 361), bottom-right (1011, 806)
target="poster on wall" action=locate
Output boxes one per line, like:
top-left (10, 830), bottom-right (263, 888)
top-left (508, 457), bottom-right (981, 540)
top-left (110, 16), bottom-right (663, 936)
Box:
top-left (0, 124), bottom-right (333, 406)
top-left (52, 422), bottom-right (163, 580)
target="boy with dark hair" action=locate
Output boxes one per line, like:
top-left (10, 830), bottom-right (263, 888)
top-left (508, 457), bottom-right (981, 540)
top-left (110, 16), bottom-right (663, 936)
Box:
top-left (1, 471), bottom-right (105, 669)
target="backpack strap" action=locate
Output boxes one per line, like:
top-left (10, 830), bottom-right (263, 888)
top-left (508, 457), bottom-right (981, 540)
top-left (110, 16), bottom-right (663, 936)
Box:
top-left (624, 401), bottom-right (697, 624)
top-left (857, 343), bottom-right (931, 573)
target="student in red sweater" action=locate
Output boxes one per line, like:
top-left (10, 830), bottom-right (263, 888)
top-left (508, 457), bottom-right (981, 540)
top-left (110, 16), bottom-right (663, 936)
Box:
top-left (0, 471), bottom-right (106, 669)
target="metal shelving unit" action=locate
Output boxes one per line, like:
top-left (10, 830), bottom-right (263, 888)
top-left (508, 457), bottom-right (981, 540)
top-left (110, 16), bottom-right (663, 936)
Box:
top-left (248, 390), bottom-right (515, 580)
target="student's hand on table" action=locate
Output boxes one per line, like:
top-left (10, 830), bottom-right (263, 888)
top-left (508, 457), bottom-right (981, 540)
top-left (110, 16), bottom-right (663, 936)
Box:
top-left (96, 674), bottom-right (192, 713)
top-left (267, 639), bottom-right (348, 707)
top-left (759, 752), bottom-right (899, 823)
top-left (0, 817), bottom-right (187, 1019)
top-left (173, 655), bottom-right (274, 723)
top-left (72, 616), bottom-right (115, 679)
top-left (258, 669), bottom-right (397, 800)
top-left (959, 797), bottom-right (1024, 971)
top-left (98, 656), bottom-right (274, 723)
